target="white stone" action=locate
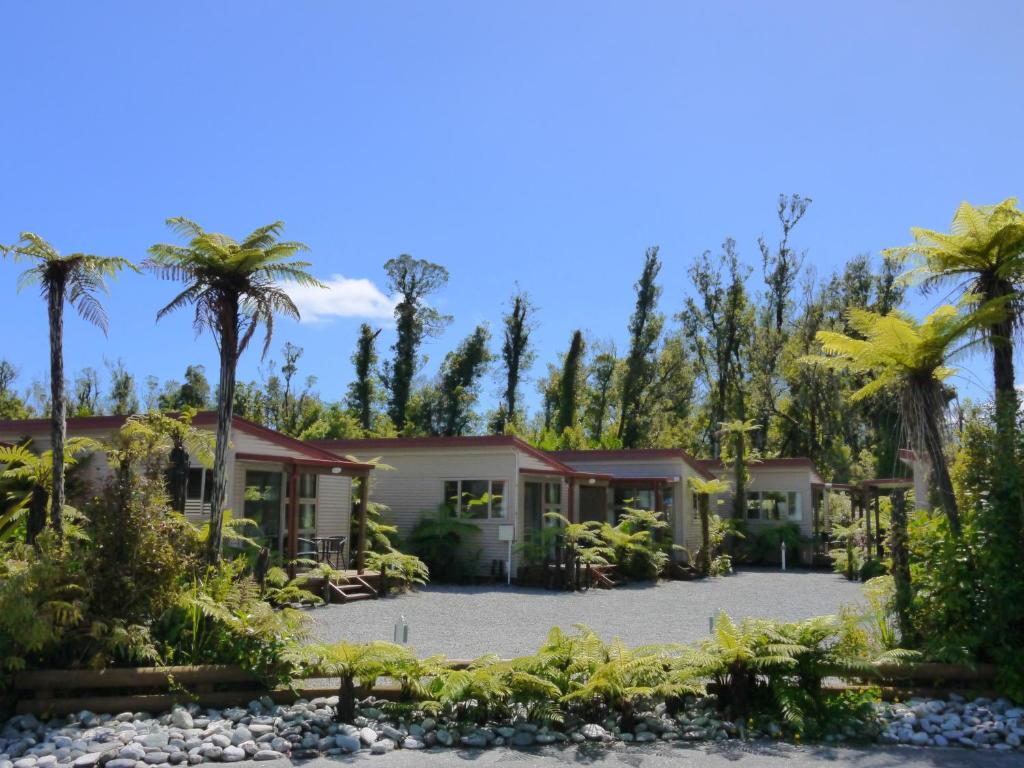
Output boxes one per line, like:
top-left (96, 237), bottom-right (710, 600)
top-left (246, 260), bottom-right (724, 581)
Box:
top-left (358, 728), bottom-right (377, 746)
top-left (221, 746), bottom-right (245, 763)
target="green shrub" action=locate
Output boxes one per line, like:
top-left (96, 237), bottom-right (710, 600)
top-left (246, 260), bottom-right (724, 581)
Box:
top-left (738, 523), bottom-right (803, 565)
top-left (599, 507), bottom-right (671, 581)
top-left (408, 505), bottom-right (481, 583)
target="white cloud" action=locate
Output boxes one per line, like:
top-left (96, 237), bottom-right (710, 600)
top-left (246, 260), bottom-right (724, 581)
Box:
top-left (288, 274), bottom-right (397, 324)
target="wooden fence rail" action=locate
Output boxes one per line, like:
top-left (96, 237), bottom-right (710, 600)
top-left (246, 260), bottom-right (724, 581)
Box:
top-left (12, 661), bottom-right (1000, 716)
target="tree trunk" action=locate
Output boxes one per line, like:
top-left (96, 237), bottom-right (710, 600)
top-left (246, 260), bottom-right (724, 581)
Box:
top-left (732, 433), bottom-right (746, 521)
top-left (889, 489), bottom-right (914, 645)
top-left (26, 484), bottom-right (47, 545)
top-left (168, 443), bottom-right (189, 513)
top-left (207, 307), bottom-right (239, 565)
top-left (48, 281), bottom-right (66, 538)
top-left (698, 494), bottom-right (711, 576)
top-left (921, 406), bottom-right (960, 537)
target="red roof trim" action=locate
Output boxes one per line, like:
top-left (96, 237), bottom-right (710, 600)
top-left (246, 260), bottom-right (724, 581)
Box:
top-left (311, 435), bottom-right (577, 474)
top-left (235, 451), bottom-right (373, 473)
top-left (0, 412), bottom-right (341, 462)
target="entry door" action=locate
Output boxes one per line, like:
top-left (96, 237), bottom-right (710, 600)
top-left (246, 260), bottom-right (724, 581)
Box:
top-left (244, 470), bottom-right (284, 551)
top-left (524, 481), bottom-right (544, 540)
top-left (579, 485), bottom-right (608, 524)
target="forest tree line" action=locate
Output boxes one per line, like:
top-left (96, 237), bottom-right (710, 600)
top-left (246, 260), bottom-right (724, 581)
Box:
top-left (0, 195), bottom-right (913, 483)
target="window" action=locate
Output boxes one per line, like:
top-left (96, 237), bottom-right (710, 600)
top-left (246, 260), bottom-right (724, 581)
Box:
top-left (297, 472), bottom-right (317, 557)
top-left (613, 487), bottom-right (655, 522)
top-left (747, 490), bottom-right (801, 522)
top-left (443, 479), bottom-right (506, 519)
top-left (186, 467), bottom-right (212, 503)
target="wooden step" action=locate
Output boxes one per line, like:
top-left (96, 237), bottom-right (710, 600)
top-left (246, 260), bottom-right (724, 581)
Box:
top-left (327, 577), bottom-right (378, 604)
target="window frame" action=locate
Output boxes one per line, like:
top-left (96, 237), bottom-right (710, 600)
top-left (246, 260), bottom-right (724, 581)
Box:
top-left (443, 479), bottom-right (508, 520)
top-left (746, 490), bottom-right (802, 522)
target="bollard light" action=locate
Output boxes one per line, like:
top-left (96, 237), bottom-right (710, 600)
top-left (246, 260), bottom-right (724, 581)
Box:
top-left (781, 541), bottom-right (787, 571)
top-left (394, 615), bottom-right (409, 644)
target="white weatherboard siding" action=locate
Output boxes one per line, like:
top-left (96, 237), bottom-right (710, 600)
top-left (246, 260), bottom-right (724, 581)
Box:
top-left (0, 420), bottom-right (355, 552)
top-left (709, 467), bottom-right (816, 538)
top-left (315, 475), bottom-right (351, 539)
top-left (360, 447), bottom-right (520, 576)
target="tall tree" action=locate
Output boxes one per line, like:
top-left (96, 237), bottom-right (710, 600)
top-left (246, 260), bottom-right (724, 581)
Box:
top-left (106, 358), bottom-right (139, 415)
top-left (886, 199), bottom-right (1024, 448)
top-left (679, 240), bottom-right (753, 453)
top-left (434, 325), bottom-right (491, 436)
top-left (158, 365), bottom-right (212, 411)
top-left (806, 304), bottom-right (1005, 536)
top-left (381, 255), bottom-right (451, 432)
top-left (760, 194), bottom-right (811, 332)
top-left (493, 290), bottom-right (534, 433)
top-left (718, 419), bottom-right (759, 521)
top-left (0, 361), bottom-right (30, 420)
top-left (556, 330), bottom-right (586, 436)
top-left (584, 345), bottom-right (618, 444)
top-left (751, 195), bottom-right (810, 450)
top-left (146, 218), bottom-right (322, 563)
top-left (347, 323), bottom-right (382, 433)
top-left (71, 367), bottom-right (102, 416)
top-left (617, 247), bottom-right (664, 448)
top-left (2, 233), bottom-right (134, 537)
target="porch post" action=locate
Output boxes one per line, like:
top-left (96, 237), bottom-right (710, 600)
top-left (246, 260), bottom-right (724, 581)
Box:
top-left (356, 471), bottom-right (369, 574)
top-left (874, 492), bottom-right (883, 559)
top-left (567, 477), bottom-right (576, 524)
top-left (286, 463), bottom-right (299, 579)
top-left (863, 487), bottom-right (873, 559)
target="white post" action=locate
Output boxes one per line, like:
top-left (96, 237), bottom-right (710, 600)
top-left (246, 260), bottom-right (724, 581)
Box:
top-left (393, 615), bottom-right (409, 644)
top-left (507, 538), bottom-right (512, 586)
top-left (781, 540), bottom-right (787, 571)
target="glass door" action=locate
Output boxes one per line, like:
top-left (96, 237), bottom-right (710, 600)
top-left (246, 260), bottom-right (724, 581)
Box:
top-left (244, 470), bottom-right (283, 551)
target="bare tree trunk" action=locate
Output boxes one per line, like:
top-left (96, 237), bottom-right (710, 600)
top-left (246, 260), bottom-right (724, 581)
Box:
top-left (921, 407), bottom-right (960, 537)
top-left (889, 489), bottom-right (914, 645)
top-left (48, 282), bottom-right (66, 538)
top-left (732, 433), bottom-right (746, 521)
top-left (26, 484), bottom-right (47, 545)
top-left (207, 310), bottom-right (238, 565)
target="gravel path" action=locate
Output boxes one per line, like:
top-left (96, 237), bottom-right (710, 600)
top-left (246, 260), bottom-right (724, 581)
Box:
top-left (310, 568), bottom-right (864, 657)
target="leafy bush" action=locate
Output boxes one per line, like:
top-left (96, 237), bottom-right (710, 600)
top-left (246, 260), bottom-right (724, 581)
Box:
top-left (0, 414), bottom-right (310, 686)
top-left (156, 559), bottom-right (309, 686)
top-left (301, 617), bottom-right (901, 738)
top-left (598, 507), bottom-right (671, 581)
top-left (408, 505), bottom-right (480, 583)
top-left (738, 522), bottom-right (803, 565)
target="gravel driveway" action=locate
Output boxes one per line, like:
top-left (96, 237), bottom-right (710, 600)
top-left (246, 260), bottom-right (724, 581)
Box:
top-left (309, 568), bottom-right (864, 657)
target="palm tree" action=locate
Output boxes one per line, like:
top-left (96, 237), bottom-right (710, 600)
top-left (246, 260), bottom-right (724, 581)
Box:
top-left (886, 199), bottom-right (1024, 436)
top-left (145, 218), bottom-right (323, 563)
top-left (804, 304), bottom-right (1003, 536)
top-left (717, 419), bottom-right (759, 521)
top-left (2, 234), bottom-right (134, 537)
top-left (688, 477), bottom-right (730, 575)
top-left (0, 438), bottom-right (98, 544)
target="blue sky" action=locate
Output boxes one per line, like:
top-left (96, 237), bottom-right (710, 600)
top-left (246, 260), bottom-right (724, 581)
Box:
top-left (2, 1), bottom-right (1023, 413)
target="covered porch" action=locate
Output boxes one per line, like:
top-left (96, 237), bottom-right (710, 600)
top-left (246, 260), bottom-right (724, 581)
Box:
top-left (233, 451), bottom-right (376, 580)
top-left (812, 476), bottom-right (915, 567)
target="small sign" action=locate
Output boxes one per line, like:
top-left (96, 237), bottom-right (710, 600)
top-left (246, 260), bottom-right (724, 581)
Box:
top-left (497, 524), bottom-right (515, 542)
